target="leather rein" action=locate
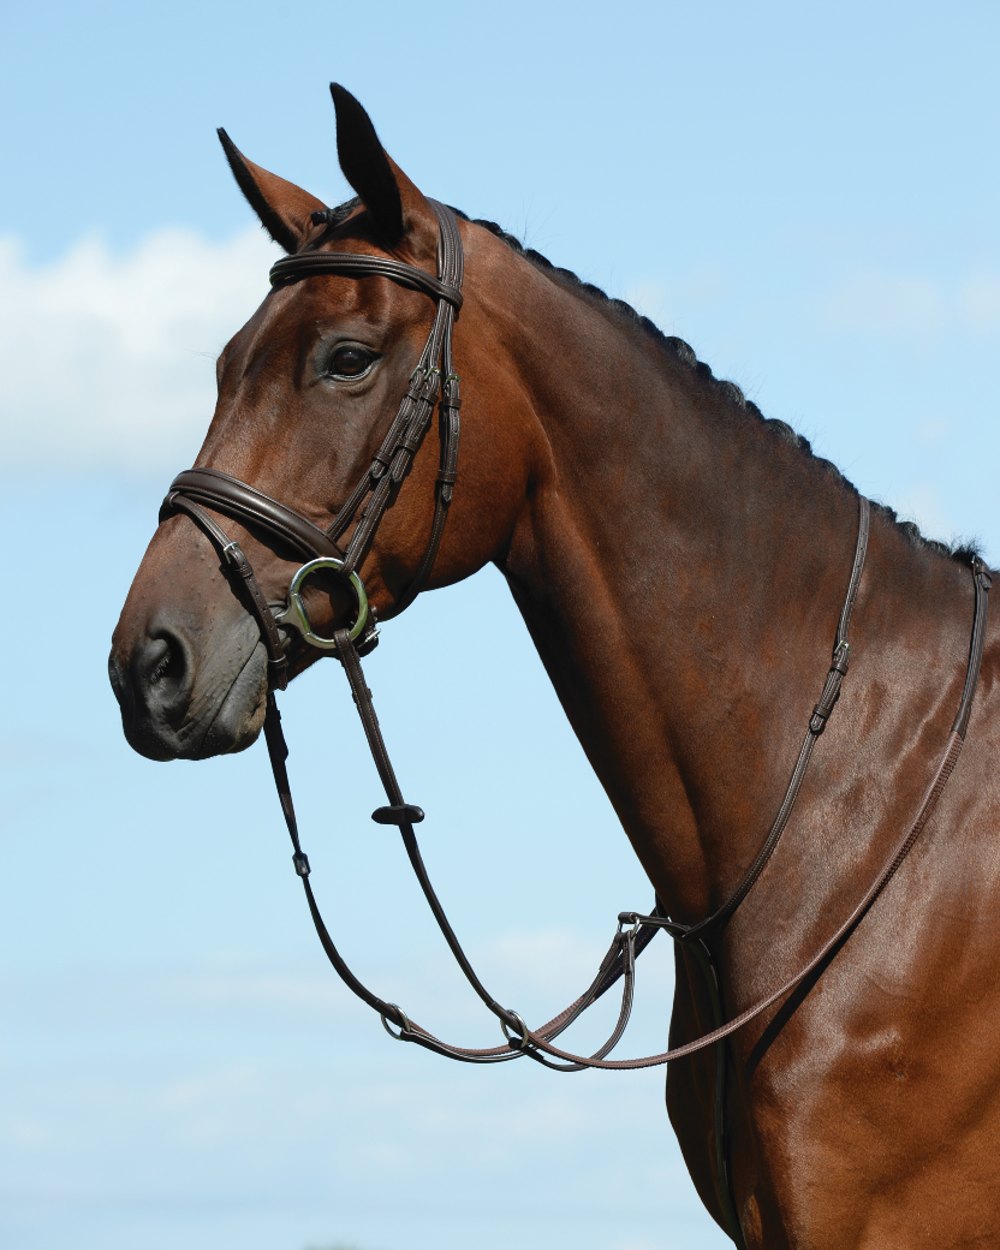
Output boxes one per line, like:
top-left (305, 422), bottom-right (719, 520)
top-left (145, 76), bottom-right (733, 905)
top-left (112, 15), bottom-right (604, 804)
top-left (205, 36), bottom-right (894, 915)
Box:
top-left (160, 203), bottom-right (993, 1082)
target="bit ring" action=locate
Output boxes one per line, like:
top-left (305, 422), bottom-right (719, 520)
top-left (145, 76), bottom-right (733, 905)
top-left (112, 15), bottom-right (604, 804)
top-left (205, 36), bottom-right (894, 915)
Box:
top-left (274, 557), bottom-right (369, 649)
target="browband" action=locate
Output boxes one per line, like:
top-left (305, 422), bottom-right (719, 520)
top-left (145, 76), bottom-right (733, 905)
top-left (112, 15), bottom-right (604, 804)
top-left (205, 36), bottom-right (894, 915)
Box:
top-left (269, 251), bottom-right (463, 309)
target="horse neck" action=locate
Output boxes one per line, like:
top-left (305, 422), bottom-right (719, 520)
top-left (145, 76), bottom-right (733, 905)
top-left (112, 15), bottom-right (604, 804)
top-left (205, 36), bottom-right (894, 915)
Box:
top-left (480, 256), bottom-right (882, 921)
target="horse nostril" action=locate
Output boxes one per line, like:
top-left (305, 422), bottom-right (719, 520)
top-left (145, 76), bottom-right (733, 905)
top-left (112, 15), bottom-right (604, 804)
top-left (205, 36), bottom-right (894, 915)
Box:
top-left (136, 627), bottom-right (193, 714)
top-left (146, 637), bottom-right (175, 685)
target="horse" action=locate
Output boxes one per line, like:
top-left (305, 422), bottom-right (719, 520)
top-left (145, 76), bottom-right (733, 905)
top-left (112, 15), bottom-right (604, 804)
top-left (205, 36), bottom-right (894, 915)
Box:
top-left (109, 85), bottom-right (1000, 1248)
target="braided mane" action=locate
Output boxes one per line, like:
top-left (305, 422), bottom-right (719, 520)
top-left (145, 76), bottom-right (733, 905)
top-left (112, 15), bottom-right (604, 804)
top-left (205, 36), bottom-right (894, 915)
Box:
top-left (320, 197), bottom-right (974, 562)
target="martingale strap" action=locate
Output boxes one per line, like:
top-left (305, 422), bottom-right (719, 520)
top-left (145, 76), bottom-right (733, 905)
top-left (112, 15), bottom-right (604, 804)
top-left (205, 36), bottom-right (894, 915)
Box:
top-left (264, 536), bottom-right (991, 1074)
top-left (162, 198), bottom-right (992, 1081)
top-left (673, 494), bottom-right (872, 942)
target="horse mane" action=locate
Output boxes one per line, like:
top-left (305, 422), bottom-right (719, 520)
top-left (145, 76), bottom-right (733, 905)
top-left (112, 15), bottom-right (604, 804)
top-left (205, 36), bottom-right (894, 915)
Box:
top-left (320, 196), bottom-right (976, 564)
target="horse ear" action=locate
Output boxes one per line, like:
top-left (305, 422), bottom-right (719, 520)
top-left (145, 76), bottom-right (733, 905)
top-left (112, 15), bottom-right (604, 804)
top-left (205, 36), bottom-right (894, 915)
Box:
top-left (330, 83), bottom-right (422, 247)
top-left (217, 128), bottom-right (325, 254)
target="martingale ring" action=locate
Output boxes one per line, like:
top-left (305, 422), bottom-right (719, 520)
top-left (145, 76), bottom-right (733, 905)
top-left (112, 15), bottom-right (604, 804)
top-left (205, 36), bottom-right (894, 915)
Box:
top-left (273, 557), bottom-right (369, 649)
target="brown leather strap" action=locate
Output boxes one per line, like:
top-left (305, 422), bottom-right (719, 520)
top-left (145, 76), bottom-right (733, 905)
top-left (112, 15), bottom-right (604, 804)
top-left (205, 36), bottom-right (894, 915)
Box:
top-left (273, 549), bottom-right (989, 1072)
top-left (166, 493), bottom-right (290, 689)
top-left (163, 203), bottom-right (465, 659)
top-left (166, 200), bottom-right (463, 605)
top-left (331, 202), bottom-right (463, 594)
top-left (260, 685), bottom-right (651, 1064)
top-left (503, 558), bottom-right (991, 1070)
top-left (269, 250), bottom-right (463, 309)
top-left (677, 495), bottom-right (870, 940)
top-left (165, 468), bottom-right (343, 561)
top-left (162, 198), bottom-right (992, 1079)
top-left (311, 494), bottom-right (872, 1063)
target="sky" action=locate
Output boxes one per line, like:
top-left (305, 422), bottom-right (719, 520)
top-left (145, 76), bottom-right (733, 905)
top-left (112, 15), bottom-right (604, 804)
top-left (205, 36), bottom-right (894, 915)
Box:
top-left (2, 3), bottom-right (999, 1249)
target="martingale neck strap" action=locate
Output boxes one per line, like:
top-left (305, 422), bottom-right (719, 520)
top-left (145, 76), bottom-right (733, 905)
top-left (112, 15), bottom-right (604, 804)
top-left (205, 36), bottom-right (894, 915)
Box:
top-left (674, 495), bottom-right (871, 941)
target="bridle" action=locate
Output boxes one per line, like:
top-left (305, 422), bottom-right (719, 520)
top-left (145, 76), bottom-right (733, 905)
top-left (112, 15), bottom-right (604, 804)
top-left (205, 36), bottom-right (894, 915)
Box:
top-left (159, 200), bottom-right (992, 1246)
top-left (164, 199), bottom-right (465, 686)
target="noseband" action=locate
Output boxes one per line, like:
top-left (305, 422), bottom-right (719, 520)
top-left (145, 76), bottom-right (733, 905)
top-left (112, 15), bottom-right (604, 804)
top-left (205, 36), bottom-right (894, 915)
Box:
top-left (162, 199), bottom-right (465, 684)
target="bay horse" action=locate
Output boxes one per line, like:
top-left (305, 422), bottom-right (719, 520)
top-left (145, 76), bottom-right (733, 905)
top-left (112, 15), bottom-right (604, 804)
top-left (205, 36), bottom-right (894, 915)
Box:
top-left (109, 85), bottom-right (1000, 1248)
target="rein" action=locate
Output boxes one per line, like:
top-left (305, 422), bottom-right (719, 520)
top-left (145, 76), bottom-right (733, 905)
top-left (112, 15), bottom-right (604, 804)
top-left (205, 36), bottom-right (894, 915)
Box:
top-left (160, 202), bottom-right (992, 1236)
top-left (264, 508), bottom-right (992, 1075)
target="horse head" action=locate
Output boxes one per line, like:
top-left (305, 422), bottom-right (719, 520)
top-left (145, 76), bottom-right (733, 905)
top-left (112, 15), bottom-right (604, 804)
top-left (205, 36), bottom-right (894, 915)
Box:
top-left (110, 86), bottom-right (537, 761)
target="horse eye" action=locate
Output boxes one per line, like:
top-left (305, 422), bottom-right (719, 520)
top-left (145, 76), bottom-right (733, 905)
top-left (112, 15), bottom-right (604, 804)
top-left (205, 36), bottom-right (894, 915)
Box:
top-left (327, 344), bottom-right (376, 379)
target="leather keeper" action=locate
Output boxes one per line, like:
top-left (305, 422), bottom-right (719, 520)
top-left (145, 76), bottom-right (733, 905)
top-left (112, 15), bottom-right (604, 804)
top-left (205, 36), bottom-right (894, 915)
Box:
top-left (372, 803), bottom-right (425, 826)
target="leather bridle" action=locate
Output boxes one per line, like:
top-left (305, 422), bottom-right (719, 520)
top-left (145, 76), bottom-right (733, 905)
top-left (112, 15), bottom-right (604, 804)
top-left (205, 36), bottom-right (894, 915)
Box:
top-left (164, 198), bottom-right (464, 688)
top-left (159, 200), bottom-right (992, 1247)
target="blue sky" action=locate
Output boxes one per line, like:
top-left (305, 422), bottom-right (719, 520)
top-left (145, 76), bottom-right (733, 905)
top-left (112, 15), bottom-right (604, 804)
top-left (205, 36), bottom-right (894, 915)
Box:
top-left (3, 4), bottom-right (999, 1249)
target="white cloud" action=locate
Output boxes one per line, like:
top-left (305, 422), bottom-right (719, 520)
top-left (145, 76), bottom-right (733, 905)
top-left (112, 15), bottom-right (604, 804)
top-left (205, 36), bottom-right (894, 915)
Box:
top-left (959, 273), bottom-right (1000, 331)
top-left (484, 926), bottom-right (606, 990)
top-left (161, 1061), bottom-right (261, 1109)
top-left (822, 269), bottom-right (1000, 340)
top-left (623, 267), bottom-right (726, 331)
top-left (891, 483), bottom-right (961, 545)
top-left (625, 278), bottom-right (672, 325)
top-left (823, 271), bottom-right (945, 338)
top-left (914, 417), bottom-right (949, 447)
top-left (0, 227), bottom-right (280, 473)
